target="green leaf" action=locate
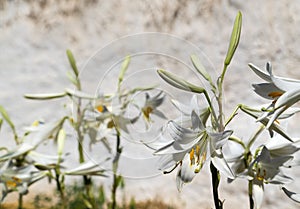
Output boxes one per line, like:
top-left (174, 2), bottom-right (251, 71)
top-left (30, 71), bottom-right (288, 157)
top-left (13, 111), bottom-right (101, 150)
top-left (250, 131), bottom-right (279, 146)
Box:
top-left (24, 92), bottom-right (67, 100)
top-left (66, 49), bottom-right (79, 77)
top-left (224, 11), bottom-right (242, 66)
top-left (157, 69), bottom-right (205, 94)
top-left (0, 105), bottom-right (17, 139)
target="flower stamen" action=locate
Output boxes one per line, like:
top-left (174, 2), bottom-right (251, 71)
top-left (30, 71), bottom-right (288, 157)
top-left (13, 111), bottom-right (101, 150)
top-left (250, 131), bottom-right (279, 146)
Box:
top-left (268, 91), bottom-right (283, 99)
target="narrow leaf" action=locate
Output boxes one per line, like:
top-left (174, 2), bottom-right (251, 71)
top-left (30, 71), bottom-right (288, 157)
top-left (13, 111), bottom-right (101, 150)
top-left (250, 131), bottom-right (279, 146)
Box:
top-left (224, 11), bottom-right (242, 66)
top-left (24, 92), bottom-right (67, 100)
top-left (66, 49), bottom-right (79, 77)
top-left (0, 105), bottom-right (17, 139)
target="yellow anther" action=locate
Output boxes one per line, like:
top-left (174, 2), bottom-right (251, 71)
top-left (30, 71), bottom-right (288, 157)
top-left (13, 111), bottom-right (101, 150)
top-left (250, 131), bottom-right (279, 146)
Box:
top-left (195, 145), bottom-right (201, 163)
top-left (142, 106), bottom-right (153, 121)
top-left (189, 148), bottom-right (195, 165)
top-left (268, 91), bottom-right (283, 99)
top-left (96, 105), bottom-right (105, 113)
top-left (6, 180), bottom-right (17, 188)
top-left (12, 176), bottom-right (22, 183)
top-left (6, 177), bottom-right (21, 188)
top-left (32, 120), bottom-right (40, 127)
top-left (256, 168), bottom-right (267, 181)
top-left (107, 120), bottom-right (115, 129)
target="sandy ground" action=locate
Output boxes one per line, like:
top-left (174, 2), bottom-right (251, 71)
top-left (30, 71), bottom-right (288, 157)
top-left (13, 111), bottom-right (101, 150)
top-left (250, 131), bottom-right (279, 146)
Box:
top-left (1, 0), bottom-right (300, 208)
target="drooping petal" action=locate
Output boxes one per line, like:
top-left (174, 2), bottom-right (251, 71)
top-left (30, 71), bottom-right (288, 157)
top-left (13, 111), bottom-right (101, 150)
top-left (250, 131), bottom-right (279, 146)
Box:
top-left (268, 142), bottom-right (300, 158)
top-left (154, 137), bottom-right (199, 155)
top-left (269, 172), bottom-right (293, 184)
top-left (157, 152), bottom-right (186, 171)
top-left (208, 129), bottom-right (233, 152)
top-left (282, 187), bottom-right (300, 203)
top-left (191, 110), bottom-right (204, 130)
top-left (176, 153), bottom-right (197, 191)
top-left (248, 63), bottom-right (272, 82)
top-left (275, 88), bottom-right (300, 110)
top-left (266, 106), bottom-right (288, 129)
top-left (252, 83), bottom-right (283, 100)
top-left (253, 180), bottom-right (264, 209)
top-left (168, 121), bottom-right (200, 143)
top-left (211, 150), bottom-right (235, 179)
top-left (267, 62), bottom-right (300, 91)
top-left (279, 107), bottom-right (300, 119)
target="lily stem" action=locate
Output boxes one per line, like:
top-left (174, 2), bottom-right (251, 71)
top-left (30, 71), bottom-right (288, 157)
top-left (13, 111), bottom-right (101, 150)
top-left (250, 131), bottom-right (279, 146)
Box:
top-left (210, 162), bottom-right (223, 209)
top-left (248, 180), bottom-right (254, 209)
top-left (18, 193), bottom-right (23, 209)
top-left (111, 131), bottom-right (122, 209)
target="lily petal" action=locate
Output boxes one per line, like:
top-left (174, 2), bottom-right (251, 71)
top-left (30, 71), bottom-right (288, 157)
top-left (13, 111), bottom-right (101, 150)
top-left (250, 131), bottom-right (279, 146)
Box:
top-left (275, 88), bottom-right (300, 110)
top-left (282, 187), bottom-right (300, 203)
top-left (249, 63), bottom-right (272, 82)
top-left (176, 153), bottom-right (197, 191)
top-left (252, 83), bottom-right (283, 100)
top-left (211, 150), bottom-right (235, 179)
top-left (168, 121), bottom-right (200, 143)
top-left (253, 180), bottom-right (264, 209)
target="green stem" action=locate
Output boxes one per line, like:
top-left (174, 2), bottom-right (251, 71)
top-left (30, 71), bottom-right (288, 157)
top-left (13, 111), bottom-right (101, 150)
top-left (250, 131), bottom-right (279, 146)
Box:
top-left (111, 132), bottom-right (122, 209)
top-left (18, 193), bottom-right (23, 209)
top-left (217, 64), bottom-right (228, 132)
top-left (203, 91), bottom-right (219, 128)
top-left (248, 180), bottom-right (254, 209)
top-left (210, 162), bottom-right (223, 209)
top-left (224, 104), bottom-right (242, 127)
top-left (246, 125), bottom-right (265, 151)
top-left (229, 135), bottom-right (246, 149)
top-left (55, 171), bottom-right (66, 208)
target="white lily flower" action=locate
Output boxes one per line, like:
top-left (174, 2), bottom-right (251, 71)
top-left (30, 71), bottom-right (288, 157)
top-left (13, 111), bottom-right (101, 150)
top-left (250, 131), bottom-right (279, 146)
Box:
top-left (171, 95), bottom-right (210, 129)
top-left (154, 110), bottom-right (233, 190)
top-left (249, 146), bottom-right (295, 209)
top-left (249, 62), bottom-right (300, 128)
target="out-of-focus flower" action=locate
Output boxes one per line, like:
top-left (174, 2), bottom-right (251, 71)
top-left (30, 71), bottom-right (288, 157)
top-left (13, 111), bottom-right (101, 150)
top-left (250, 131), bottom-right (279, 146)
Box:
top-left (0, 161), bottom-right (47, 201)
top-left (141, 91), bottom-right (166, 122)
top-left (249, 62), bottom-right (300, 128)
